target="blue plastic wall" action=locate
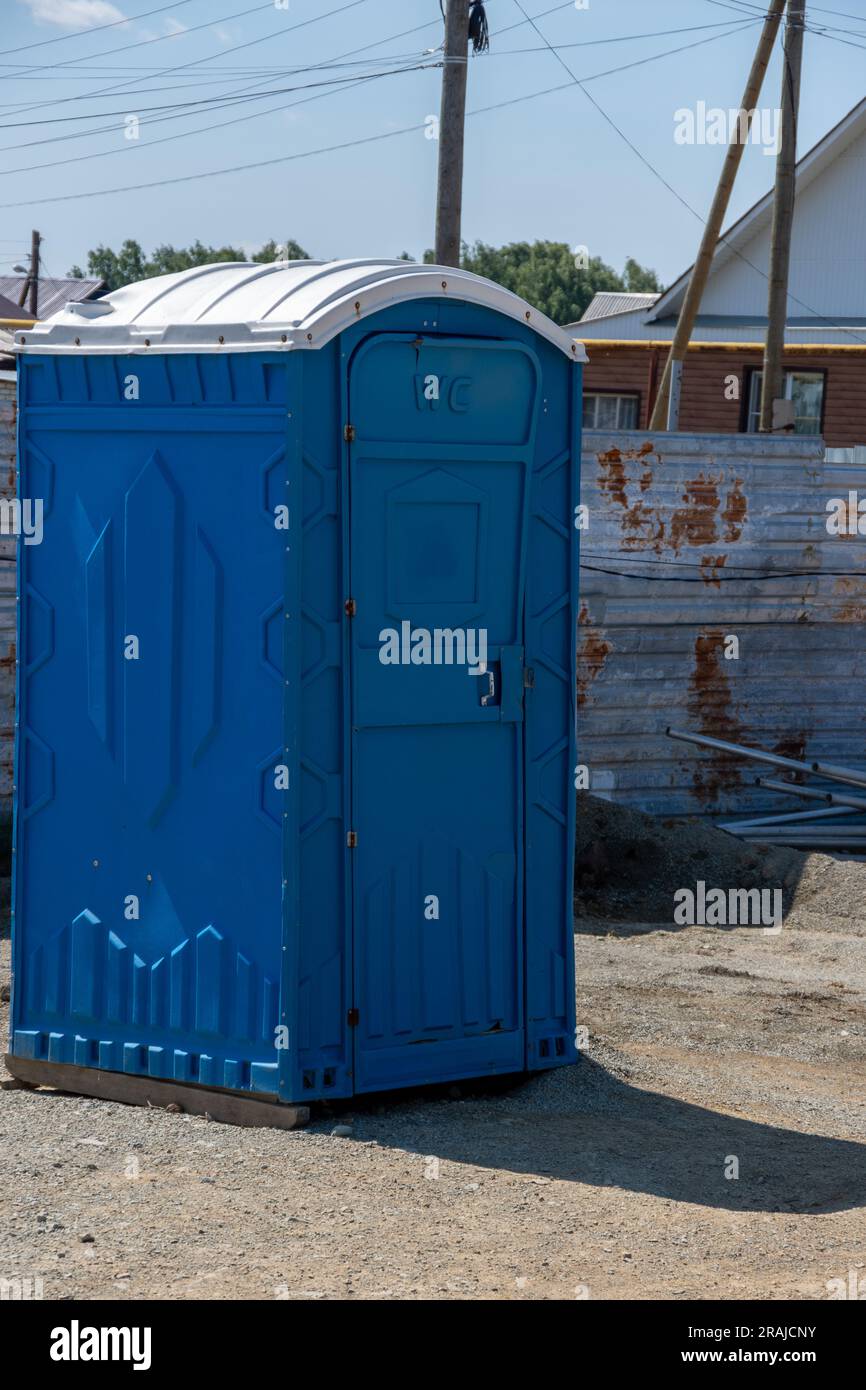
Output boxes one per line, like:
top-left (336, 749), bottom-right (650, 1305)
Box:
top-left (11, 296), bottom-right (582, 1105)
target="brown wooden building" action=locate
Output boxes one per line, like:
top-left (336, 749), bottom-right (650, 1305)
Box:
top-left (579, 339), bottom-right (865, 448)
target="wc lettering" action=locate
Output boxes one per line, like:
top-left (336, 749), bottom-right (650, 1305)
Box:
top-left (414, 374), bottom-right (472, 413)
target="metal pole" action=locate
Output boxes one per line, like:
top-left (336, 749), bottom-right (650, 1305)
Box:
top-left (760, 0), bottom-right (807, 431)
top-left (757, 776), bottom-right (866, 812)
top-left (435, 0), bottom-right (471, 268)
top-left (668, 727), bottom-right (866, 796)
top-left (810, 758), bottom-right (866, 790)
top-left (666, 359), bottom-right (683, 431)
top-left (667, 726), bottom-right (814, 777)
top-left (648, 0), bottom-right (788, 430)
top-left (736, 835), bottom-right (866, 848)
top-left (28, 228), bottom-right (41, 319)
top-left (718, 805), bottom-right (858, 831)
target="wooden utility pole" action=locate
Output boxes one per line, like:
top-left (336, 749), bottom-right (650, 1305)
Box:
top-left (760, 0), bottom-right (807, 431)
top-left (28, 228), bottom-right (41, 318)
top-left (435, 0), bottom-right (471, 267)
top-left (649, 0), bottom-right (787, 430)
top-left (17, 229), bottom-right (41, 317)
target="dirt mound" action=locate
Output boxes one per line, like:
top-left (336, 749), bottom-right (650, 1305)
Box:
top-left (574, 793), bottom-right (807, 925)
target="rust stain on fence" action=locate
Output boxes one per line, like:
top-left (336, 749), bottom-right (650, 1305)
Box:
top-left (595, 449), bottom-right (740, 558)
top-left (700, 555), bottom-right (727, 587)
top-left (577, 619), bottom-right (612, 708)
top-left (832, 576), bottom-right (866, 622)
top-left (723, 479), bottom-right (747, 542)
top-left (686, 630), bottom-right (747, 802)
top-left (669, 474), bottom-right (722, 551)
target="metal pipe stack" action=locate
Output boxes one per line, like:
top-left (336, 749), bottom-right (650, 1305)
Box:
top-left (666, 728), bottom-right (866, 853)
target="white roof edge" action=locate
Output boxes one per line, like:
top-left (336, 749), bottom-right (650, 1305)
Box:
top-left (13, 260), bottom-right (587, 363)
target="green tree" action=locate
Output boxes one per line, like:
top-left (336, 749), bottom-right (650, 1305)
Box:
top-left (623, 256), bottom-right (662, 293)
top-left (70, 237), bottom-right (311, 292)
top-left (251, 239), bottom-right (310, 264)
top-left (422, 240), bottom-right (661, 323)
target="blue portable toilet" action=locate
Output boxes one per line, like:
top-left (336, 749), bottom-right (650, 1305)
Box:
top-left (8, 260), bottom-right (585, 1115)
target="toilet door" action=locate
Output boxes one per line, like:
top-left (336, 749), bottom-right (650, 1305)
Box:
top-left (347, 334), bottom-right (541, 1092)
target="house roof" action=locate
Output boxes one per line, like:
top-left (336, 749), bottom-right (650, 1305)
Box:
top-left (14, 259), bottom-right (589, 360)
top-left (0, 292), bottom-right (34, 322)
top-left (573, 96), bottom-right (866, 341)
top-left (0, 275), bottom-right (104, 322)
top-left (580, 292), bottom-right (660, 322)
top-left (648, 96), bottom-right (866, 323)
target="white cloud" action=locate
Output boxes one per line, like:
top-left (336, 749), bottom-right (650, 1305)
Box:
top-left (18, 0), bottom-right (127, 28)
top-left (164, 16), bottom-right (187, 37)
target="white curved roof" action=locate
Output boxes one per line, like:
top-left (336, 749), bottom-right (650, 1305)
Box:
top-left (14, 259), bottom-right (587, 361)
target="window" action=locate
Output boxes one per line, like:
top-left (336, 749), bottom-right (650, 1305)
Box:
top-left (583, 393), bottom-right (640, 430)
top-left (745, 369), bottom-right (825, 435)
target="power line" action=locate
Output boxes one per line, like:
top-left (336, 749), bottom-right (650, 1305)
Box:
top-left (0, 0), bottom-right (202, 59)
top-left (0, 19), bottom-right (448, 159)
top-left (0, 63), bottom-right (440, 177)
top-left (0, 19), bottom-right (755, 129)
top-left (0, 1), bottom-right (583, 127)
top-left (0, 1), bottom-right (577, 119)
top-left (1, 62), bottom-right (438, 128)
top-left (0, 12), bottom-right (741, 174)
top-left (0, 1), bottom-right (272, 78)
top-left (704, 0), bottom-right (866, 40)
top-left (0, 20), bottom-right (766, 210)
top-left (0, 0), bottom-right (373, 120)
top-left (0, 15), bottom-right (754, 85)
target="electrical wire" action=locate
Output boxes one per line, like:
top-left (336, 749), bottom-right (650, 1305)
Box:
top-left (0, 20), bottom-right (755, 130)
top-left (3, 63), bottom-right (442, 179)
top-left (0, 19), bottom-right (757, 192)
top-left (703, 0), bottom-right (866, 43)
top-left (1, 63), bottom-right (439, 128)
top-left (0, 0), bottom-right (374, 120)
top-left (0, 13), bottom-right (447, 158)
top-left (0, 0), bottom-right (203, 59)
top-left (580, 561), bottom-right (866, 584)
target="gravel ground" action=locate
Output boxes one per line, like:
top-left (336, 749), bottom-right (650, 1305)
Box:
top-left (1, 807), bottom-right (864, 1301)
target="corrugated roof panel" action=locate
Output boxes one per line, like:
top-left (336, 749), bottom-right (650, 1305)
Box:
top-left (580, 292), bottom-right (660, 323)
top-left (0, 276), bottom-right (103, 321)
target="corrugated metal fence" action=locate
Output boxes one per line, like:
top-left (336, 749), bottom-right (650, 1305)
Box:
top-left (578, 430), bottom-right (866, 818)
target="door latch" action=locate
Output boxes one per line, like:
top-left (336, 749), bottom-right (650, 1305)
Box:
top-left (479, 661), bottom-right (501, 707)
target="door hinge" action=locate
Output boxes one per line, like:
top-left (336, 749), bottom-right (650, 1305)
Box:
top-left (347, 1008), bottom-right (360, 1027)
top-left (347, 830), bottom-right (358, 848)
top-left (344, 598), bottom-right (357, 618)
top-left (344, 424), bottom-right (356, 444)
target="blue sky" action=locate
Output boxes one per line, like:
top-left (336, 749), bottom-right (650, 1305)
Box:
top-left (1, 0), bottom-right (865, 288)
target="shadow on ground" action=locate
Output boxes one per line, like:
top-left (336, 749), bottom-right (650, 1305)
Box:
top-left (321, 1057), bottom-right (866, 1216)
